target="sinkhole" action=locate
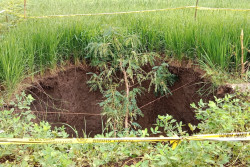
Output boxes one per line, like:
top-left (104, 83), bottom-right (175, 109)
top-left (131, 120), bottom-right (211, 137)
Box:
top-left (26, 62), bottom-right (225, 137)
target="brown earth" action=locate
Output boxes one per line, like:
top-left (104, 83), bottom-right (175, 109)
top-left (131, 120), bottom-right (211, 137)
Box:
top-left (25, 62), bottom-right (231, 137)
top-left (26, 65), bottom-right (104, 137)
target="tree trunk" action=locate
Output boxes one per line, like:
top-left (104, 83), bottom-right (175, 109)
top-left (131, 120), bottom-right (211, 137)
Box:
top-left (120, 61), bottom-right (130, 130)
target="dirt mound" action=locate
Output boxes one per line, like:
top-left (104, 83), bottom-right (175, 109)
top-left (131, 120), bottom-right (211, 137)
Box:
top-left (26, 63), bottom-right (219, 137)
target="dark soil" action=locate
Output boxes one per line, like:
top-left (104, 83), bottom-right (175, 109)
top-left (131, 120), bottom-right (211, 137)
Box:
top-left (27, 65), bottom-right (104, 137)
top-left (25, 62), bottom-right (228, 137)
top-left (137, 63), bottom-right (211, 132)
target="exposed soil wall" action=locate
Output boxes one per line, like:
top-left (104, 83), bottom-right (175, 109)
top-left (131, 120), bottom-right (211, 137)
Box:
top-left (27, 66), bottom-right (104, 137)
top-left (137, 63), bottom-right (211, 132)
top-left (26, 63), bottom-right (218, 137)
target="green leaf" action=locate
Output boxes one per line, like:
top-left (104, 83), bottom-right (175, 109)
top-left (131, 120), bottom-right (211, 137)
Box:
top-left (190, 103), bottom-right (197, 109)
top-left (140, 160), bottom-right (149, 167)
top-left (208, 101), bottom-right (217, 108)
top-left (27, 114), bottom-right (36, 121)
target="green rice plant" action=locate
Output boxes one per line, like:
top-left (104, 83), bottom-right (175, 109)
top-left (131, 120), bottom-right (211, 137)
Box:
top-left (0, 0), bottom-right (249, 94)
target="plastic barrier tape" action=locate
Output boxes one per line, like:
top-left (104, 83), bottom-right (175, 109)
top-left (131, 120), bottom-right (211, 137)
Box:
top-left (11, 6), bottom-right (249, 19)
top-left (25, 6), bottom-right (195, 19)
top-left (187, 132), bottom-right (250, 141)
top-left (0, 132), bottom-right (249, 145)
top-left (0, 10), bottom-right (5, 14)
top-left (197, 7), bottom-right (250, 12)
top-left (0, 137), bottom-right (180, 145)
top-left (169, 140), bottom-right (182, 150)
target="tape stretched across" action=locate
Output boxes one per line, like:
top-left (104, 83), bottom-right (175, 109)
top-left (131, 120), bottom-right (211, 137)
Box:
top-left (26, 6), bottom-right (195, 19)
top-left (0, 132), bottom-right (249, 145)
top-left (197, 7), bottom-right (250, 12)
top-left (188, 132), bottom-right (250, 141)
top-left (1, 9), bottom-right (23, 17)
top-left (3, 6), bottom-right (250, 19)
top-left (0, 10), bottom-right (6, 14)
top-left (0, 137), bottom-right (181, 145)
top-left (16, 6), bottom-right (250, 19)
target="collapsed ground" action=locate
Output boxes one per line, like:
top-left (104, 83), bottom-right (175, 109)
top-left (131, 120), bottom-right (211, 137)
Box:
top-left (25, 61), bottom-right (231, 137)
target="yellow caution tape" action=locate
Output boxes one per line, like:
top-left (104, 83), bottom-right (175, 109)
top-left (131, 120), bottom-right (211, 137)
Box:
top-left (9, 6), bottom-right (248, 19)
top-left (188, 132), bottom-right (250, 141)
top-left (0, 132), bottom-right (249, 150)
top-left (0, 9), bottom-right (23, 18)
top-left (25, 6), bottom-right (195, 19)
top-left (0, 10), bottom-right (5, 14)
top-left (0, 137), bottom-right (180, 145)
top-left (169, 140), bottom-right (182, 150)
top-left (2, 6), bottom-right (249, 19)
top-left (197, 7), bottom-right (250, 12)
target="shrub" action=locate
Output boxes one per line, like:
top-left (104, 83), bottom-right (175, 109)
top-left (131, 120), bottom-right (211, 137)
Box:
top-left (86, 28), bottom-right (175, 133)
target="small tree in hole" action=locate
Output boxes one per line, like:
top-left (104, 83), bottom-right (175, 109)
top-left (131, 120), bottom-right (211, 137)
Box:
top-left (86, 28), bottom-right (175, 134)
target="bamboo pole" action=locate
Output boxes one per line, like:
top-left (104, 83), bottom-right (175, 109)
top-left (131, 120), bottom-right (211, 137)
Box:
top-left (240, 29), bottom-right (244, 78)
top-left (194, 0), bottom-right (199, 20)
top-left (5, 13), bottom-right (8, 22)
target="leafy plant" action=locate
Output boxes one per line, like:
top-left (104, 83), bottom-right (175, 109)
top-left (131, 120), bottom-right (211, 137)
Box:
top-left (0, 93), bottom-right (71, 166)
top-left (0, 92), bottom-right (249, 166)
top-left (86, 28), bottom-right (175, 133)
top-left (136, 93), bottom-right (250, 166)
top-left (191, 93), bottom-right (250, 134)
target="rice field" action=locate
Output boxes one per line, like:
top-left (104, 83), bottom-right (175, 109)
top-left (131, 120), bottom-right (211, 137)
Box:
top-left (0, 0), bottom-right (249, 92)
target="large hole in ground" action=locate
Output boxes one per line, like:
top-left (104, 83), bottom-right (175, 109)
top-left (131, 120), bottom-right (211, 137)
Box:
top-left (26, 63), bottom-right (218, 137)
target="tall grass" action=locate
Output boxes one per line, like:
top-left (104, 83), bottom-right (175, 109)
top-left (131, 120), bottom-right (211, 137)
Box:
top-left (0, 0), bottom-right (249, 93)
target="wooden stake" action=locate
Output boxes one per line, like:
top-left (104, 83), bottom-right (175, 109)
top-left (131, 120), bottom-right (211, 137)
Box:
top-left (240, 29), bottom-right (244, 78)
top-left (194, 0), bottom-right (199, 20)
top-left (5, 13), bottom-right (8, 22)
top-left (24, 0), bottom-right (27, 18)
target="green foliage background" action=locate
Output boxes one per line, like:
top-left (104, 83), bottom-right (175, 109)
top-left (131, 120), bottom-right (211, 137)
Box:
top-left (0, 93), bottom-right (249, 166)
top-left (0, 0), bottom-right (249, 93)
